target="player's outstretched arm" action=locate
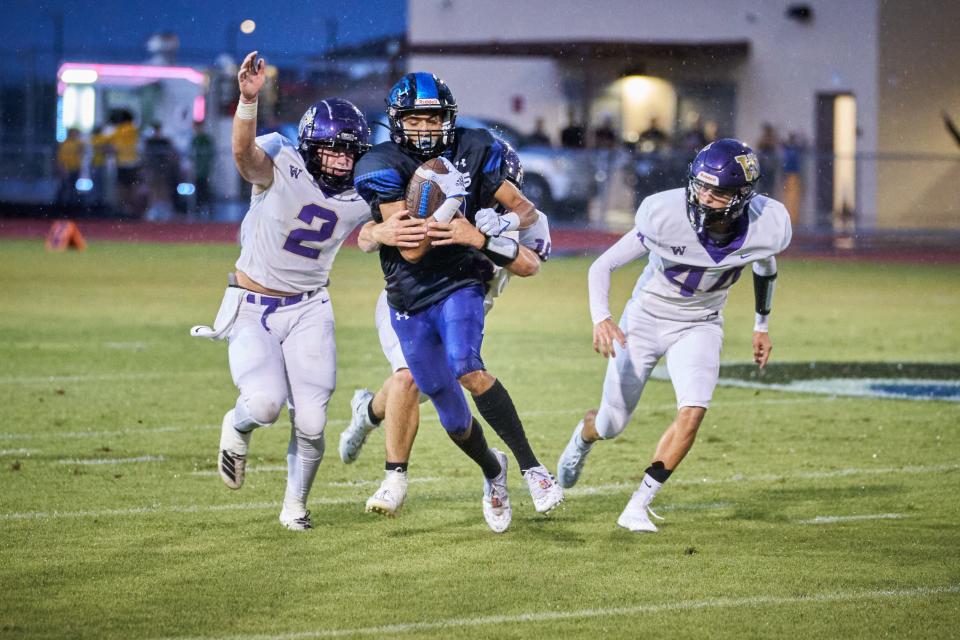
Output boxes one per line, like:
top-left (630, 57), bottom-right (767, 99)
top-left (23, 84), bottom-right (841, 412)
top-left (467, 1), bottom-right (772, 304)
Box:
top-left (492, 180), bottom-right (537, 229)
top-left (232, 51), bottom-right (273, 189)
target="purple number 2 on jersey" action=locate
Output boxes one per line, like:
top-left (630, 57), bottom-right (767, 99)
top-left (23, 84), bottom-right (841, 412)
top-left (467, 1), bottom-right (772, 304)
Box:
top-left (283, 204), bottom-right (338, 259)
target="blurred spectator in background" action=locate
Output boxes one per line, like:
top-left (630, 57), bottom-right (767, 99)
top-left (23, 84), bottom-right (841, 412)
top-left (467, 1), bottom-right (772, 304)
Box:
top-left (56, 128), bottom-right (85, 207)
top-left (524, 117), bottom-right (552, 147)
top-left (756, 122), bottom-right (780, 196)
top-left (90, 126), bottom-right (109, 209)
top-left (103, 109), bottom-right (142, 217)
top-left (781, 132), bottom-right (805, 226)
top-left (561, 110), bottom-right (587, 148)
top-left (593, 115), bottom-right (618, 149)
top-left (143, 122), bottom-right (180, 222)
top-left (638, 117), bottom-right (669, 152)
top-left (190, 121), bottom-right (215, 215)
top-left (679, 114), bottom-right (707, 152)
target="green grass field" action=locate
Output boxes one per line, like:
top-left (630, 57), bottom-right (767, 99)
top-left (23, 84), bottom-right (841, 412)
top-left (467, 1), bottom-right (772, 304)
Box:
top-left (1, 238), bottom-right (959, 639)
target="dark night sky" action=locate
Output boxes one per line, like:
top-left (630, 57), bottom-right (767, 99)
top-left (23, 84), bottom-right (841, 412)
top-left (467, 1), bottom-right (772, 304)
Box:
top-left (6, 0), bottom-right (406, 67)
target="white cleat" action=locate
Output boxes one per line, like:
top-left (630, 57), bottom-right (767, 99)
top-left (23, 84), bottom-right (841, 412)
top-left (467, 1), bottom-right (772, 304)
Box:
top-left (365, 469), bottom-right (409, 517)
top-left (557, 420), bottom-right (593, 488)
top-left (218, 410), bottom-right (252, 490)
top-left (279, 498), bottom-right (313, 531)
top-left (339, 389), bottom-right (378, 464)
top-left (523, 464), bottom-right (564, 514)
top-left (617, 485), bottom-right (665, 533)
top-left (482, 449), bottom-right (512, 533)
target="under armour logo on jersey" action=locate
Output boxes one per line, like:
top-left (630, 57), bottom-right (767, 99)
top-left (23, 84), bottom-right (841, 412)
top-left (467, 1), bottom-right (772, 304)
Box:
top-left (290, 165), bottom-right (303, 179)
top-left (671, 246), bottom-right (687, 256)
top-left (395, 311), bottom-right (410, 321)
top-left (456, 158), bottom-right (468, 169)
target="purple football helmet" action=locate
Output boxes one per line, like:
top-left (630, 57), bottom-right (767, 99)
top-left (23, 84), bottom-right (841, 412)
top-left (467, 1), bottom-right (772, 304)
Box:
top-left (297, 98), bottom-right (371, 193)
top-left (686, 138), bottom-right (761, 233)
top-left (501, 139), bottom-right (524, 190)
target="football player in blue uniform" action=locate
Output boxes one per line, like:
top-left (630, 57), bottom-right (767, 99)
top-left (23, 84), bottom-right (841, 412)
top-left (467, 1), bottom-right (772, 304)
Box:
top-left (353, 72), bottom-right (562, 532)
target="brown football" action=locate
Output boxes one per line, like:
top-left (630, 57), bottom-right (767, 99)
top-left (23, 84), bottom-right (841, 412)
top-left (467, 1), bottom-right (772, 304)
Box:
top-left (405, 157), bottom-right (456, 219)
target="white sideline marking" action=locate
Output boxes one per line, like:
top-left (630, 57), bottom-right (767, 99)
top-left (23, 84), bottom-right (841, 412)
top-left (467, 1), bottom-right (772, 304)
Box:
top-left (58, 455), bottom-right (166, 466)
top-left (155, 584), bottom-right (960, 640)
top-left (798, 513), bottom-right (906, 525)
top-left (0, 498), bottom-right (355, 521)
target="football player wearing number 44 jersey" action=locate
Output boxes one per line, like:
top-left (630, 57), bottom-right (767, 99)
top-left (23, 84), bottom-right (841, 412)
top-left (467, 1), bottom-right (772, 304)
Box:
top-left (556, 138), bottom-right (792, 533)
top-left (191, 51), bottom-right (374, 531)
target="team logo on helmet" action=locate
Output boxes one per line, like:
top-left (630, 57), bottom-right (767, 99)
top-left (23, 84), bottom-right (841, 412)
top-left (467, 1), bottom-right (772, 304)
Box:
top-left (735, 153), bottom-right (761, 182)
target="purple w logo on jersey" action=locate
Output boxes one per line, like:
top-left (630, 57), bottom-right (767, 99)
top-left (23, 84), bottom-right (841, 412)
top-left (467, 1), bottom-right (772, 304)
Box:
top-left (290, 165), bottom-right (303, 179)
top-left (671, 246), bottom-right (686, 256)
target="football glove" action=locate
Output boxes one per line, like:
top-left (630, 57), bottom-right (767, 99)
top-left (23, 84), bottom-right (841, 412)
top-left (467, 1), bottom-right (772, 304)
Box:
top-left (475, 208), bottom-right (519, 237)
top-left (422, 156), bottom-right (471, 198)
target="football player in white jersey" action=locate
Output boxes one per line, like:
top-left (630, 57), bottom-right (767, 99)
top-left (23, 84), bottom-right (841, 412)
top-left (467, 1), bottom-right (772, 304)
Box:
top-left (191, 52), bottom-right (373, 531)
top-left (338, 146), bottom-right (553, 518)
top-left (556, 138), bottom-right (792, 533)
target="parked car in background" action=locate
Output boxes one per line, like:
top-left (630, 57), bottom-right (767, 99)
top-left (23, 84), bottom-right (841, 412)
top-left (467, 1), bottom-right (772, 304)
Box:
top-left (368, 114), bottom-right (596, 219)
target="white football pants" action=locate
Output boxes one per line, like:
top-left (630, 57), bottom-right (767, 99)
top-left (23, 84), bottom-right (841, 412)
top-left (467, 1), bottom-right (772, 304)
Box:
top-left (595, 298), bottom-right (723, 440)
top-left (227, 289), bottom-right (335, 504)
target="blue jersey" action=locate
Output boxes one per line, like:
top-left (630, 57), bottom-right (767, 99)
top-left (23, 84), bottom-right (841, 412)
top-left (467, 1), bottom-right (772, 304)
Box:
top-left (354, 127), bottom-right (508, 313)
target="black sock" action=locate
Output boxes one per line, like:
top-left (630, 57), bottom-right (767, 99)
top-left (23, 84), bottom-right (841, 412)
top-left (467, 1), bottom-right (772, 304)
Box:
top-left (385, 461), bottom-right (408, 474)
top-left (367, 400), bottom-right (382, 426)
top-left (451, 418), bottom-right (502, 479)
top-left (644, 460), bottom-right (672, 484)
top-left (472, 379), bottom-right (539, 472)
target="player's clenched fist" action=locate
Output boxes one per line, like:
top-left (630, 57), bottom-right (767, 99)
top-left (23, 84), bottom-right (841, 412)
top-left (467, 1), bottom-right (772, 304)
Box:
top-left (238, 51), bottom-right (266, 102)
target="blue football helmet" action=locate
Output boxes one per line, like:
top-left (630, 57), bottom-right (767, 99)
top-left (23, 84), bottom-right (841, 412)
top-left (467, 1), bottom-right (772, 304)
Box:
top-left (686, 138), bottom-right (761, 233)
top-left (297, 98), bottom-right (371, 193)
top-left (386, 72), bottom-right (458, 157)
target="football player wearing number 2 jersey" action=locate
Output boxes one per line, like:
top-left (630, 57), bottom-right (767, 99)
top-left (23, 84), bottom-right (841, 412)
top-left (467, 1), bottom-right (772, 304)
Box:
top-left (191, 51), bottom-right (374, 531)
top-left (556, 139), bottom-right (792, 533)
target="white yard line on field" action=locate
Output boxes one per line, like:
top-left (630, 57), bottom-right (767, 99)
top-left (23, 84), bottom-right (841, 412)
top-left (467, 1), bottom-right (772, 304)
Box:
top-left (2, 463), bottom-right (954, 522)
top-left (0, 448), bottom-right (40, 456)
top-left (0, 498), bottom-right (357, 521)
top-left (58, 455), bottom-right (166, 465)
top-left (566, 463), bottom-right (960, 496)
top-left (186, 468), bottom-right (443, 487)
top-left (0, 396), bottom-right (831, 443)
top-left (0, 372), bottom-right (221, 385)
top-left (154, 584), bottom-right (960, 640)
top-left (797, 513), bottom-right (906, 525)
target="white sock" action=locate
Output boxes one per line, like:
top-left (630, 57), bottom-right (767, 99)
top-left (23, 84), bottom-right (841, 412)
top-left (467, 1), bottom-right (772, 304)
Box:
top-left (285, 426), bottom-right (325, 505)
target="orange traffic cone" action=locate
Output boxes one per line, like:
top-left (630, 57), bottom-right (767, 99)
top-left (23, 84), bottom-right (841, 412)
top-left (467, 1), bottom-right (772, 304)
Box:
top-left (45, 220), bottom-right (87, 252)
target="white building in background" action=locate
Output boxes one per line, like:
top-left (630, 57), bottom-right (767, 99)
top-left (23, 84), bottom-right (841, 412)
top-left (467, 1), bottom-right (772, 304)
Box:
top-left (407, 0), bottom-right (960, 230)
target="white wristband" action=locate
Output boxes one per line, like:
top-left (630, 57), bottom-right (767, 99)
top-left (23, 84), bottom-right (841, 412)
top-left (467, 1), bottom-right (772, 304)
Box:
top-left (431, 197), bottom-right (462, 224)
top-left (236, 99), bottom-right (258, 120)
top-left (754, 313), bottom-right (770, 333)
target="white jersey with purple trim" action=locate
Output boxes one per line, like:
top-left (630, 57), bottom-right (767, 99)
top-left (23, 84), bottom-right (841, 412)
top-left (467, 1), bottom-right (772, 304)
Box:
top-left (482, 210), bottom-right (552, 312)
top-left (633, 188), bottom-right (791, 320)
top-left (235, 133), bottom-right (371, 293)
